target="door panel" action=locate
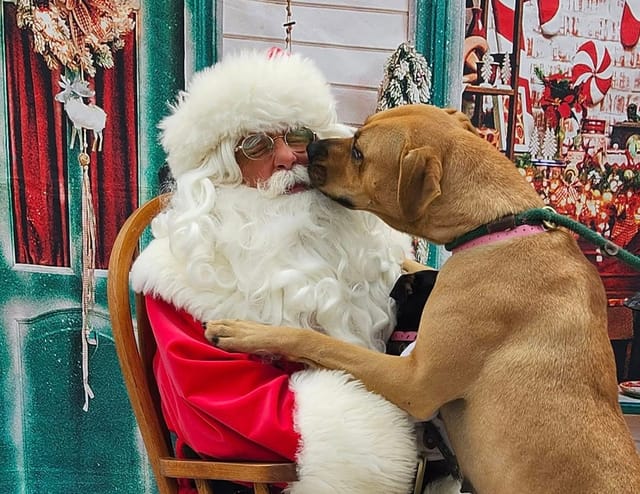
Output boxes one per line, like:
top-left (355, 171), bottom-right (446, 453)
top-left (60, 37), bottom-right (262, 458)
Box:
top-left (18, 310), bottom-right (145, 493)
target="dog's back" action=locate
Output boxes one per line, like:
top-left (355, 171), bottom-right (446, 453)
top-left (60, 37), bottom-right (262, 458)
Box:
top-left (429, 206), bottom-right (640, 493)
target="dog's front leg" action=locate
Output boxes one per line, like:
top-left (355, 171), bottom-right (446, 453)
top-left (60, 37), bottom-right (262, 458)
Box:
top-left (205, 319), bottom-right (457, 419)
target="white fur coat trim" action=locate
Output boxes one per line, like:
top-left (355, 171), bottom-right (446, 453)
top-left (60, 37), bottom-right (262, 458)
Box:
top-left (286, 368), bottom-right (418, 494)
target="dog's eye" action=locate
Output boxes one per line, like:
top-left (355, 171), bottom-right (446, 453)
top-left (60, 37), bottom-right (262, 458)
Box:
top-left (352, 146), bottom-right (363, 162)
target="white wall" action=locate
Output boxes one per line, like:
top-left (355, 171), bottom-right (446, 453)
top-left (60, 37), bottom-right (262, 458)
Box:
top-left (221, 0), bottom-right (414, 126)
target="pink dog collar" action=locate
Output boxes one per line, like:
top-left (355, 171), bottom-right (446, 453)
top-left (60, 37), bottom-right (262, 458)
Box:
top-left (389, 331), bottom-right (418, 342)
top-left (451, 224), bottom-right (546, 254)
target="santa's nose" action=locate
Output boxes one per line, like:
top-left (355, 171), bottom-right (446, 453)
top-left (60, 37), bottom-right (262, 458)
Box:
top-left (273, 138), bottom-right (297, 170)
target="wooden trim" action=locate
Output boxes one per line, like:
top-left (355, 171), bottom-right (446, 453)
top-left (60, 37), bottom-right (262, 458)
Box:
top-left (159, 458), bottom-right (298, 482)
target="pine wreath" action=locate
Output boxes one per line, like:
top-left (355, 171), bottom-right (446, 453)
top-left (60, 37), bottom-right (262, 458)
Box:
top-left (16, 0), bottom-right (137, 77)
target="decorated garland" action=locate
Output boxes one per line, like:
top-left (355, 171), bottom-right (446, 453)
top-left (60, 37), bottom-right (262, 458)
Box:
top-left (16, 0), bottom-right (137, 77)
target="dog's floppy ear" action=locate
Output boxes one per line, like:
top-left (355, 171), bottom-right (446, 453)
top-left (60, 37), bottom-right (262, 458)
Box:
top-left (398, 146), bottom-right (442, 222)
top-left (443, 108), bottom-right (479, 135)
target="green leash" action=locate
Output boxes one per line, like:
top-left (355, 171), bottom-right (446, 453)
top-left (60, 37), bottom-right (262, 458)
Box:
top-left (445, 206), bottom-right (640, 271)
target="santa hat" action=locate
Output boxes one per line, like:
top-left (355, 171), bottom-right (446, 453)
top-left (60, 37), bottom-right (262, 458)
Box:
top-left (160, 49), bottom-right (350, 180)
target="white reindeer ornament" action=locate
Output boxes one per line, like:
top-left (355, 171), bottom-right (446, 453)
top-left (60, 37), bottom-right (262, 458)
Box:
top-left (55, 76), bottom-right (107, 152)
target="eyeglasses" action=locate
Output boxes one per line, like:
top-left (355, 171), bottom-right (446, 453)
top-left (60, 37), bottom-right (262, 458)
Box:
top-left (235, 127), bottom-right (317, 160)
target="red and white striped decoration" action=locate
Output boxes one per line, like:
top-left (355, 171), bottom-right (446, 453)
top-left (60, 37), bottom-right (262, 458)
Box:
top-left (621, 0), bottom-right (640, 48)
top-left (571, 40), bottom-right (612, 106)
top-left (537, 0), bottom-right (561, 37)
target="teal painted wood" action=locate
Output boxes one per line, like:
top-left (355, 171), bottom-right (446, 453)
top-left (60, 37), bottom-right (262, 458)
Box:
top-left (19, 310), bottom-right (143, 493)
top-left (414, 0), bottom-right (464, 108)
top-left (137, 0), bottom-right (185, 203)
top-left (186, 0), bottom-right (218, 71)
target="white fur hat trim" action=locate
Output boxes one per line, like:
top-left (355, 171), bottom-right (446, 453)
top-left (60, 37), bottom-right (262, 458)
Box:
top-left (160, 49), bottom-right (347, 180)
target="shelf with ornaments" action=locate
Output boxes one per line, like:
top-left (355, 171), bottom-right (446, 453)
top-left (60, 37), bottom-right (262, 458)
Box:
top-left (462, 0), bottom-right (524, 159)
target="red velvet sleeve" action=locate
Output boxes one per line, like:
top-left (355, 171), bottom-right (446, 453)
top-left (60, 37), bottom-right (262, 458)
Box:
top-left (145, 295), bottom-right (302, 462)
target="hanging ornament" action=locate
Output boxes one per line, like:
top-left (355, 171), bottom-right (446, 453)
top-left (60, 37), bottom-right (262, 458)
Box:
top-left (78, 151), bottom-right (97, 412)
top-left (54, 74), bottom-right (106, 411)
top-left (571, 40), bottom-right (612, 106)
top-left (55, 76), bottom-right (107, 151)
top-left (18, 0), bottom-right (135, 411)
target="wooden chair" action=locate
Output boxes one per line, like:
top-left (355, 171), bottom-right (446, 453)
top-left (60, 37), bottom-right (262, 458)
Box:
top-left (107, 194), bottom-right (298, 494)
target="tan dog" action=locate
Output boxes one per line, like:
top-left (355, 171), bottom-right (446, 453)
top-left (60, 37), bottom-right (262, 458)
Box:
top-left (206, 104), bottom-right (640, 493)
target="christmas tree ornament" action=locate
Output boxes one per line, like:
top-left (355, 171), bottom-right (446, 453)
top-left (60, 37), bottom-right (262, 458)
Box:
top-left (621, 0), bottom-right (640, 48)
top-left (377, 42), bottom-right (432, 111)
top-left (542, 126), bottom-right (558, 160)
top-left (571, 40), bottom-right (612, 106)
top-left (53, 74), bottom-right (106, 411)
top-left (529, 127), bottom-right (541, 158)
top-left (537, 0), bottom-right (562, 37)
top-left (501, 53), bottom-right (512, 87)
top-left (480, 53), bottom-right (495, 87)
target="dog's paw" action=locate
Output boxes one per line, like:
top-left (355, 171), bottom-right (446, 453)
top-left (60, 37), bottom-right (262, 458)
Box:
top-left (204, 319), bottom-right (282, 356)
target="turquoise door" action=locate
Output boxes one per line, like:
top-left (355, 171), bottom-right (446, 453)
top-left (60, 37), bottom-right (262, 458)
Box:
top-left (0, 1), bottom-right (185, 492)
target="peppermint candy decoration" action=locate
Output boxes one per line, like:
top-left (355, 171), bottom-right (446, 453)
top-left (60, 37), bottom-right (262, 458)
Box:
top-left (571, 40), bottom-right (612, 106)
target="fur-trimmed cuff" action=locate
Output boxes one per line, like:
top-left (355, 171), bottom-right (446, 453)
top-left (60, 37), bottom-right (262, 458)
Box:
top-left (287, 369), bottom-right (418, 494)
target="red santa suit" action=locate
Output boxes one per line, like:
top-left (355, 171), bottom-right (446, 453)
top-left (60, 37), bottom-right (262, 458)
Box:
top-left (131, 50), bottom-right (419, 494)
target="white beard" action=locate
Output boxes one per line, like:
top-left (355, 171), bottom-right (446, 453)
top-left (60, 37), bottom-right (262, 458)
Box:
top-left (132, 184), bottom-right (411, 351)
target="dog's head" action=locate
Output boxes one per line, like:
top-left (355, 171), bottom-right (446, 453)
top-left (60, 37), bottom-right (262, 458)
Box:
top-left (307, 104), bottom-right (543, 240)
top-left (307, 104), bottom-right (482, 237)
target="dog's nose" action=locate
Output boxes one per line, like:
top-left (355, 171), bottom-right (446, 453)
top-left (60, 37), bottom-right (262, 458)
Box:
top-left (308, 164), bottom-right (327, 186)
top-left (307, 140), bottom-right (328, 162)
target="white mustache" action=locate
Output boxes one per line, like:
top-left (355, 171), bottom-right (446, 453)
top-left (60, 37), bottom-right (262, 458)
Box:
top-left (257, 165), bottom-right (311, 197)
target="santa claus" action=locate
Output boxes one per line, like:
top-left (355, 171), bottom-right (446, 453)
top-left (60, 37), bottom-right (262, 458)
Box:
top-left (131, 48), bottom-right (423, 494)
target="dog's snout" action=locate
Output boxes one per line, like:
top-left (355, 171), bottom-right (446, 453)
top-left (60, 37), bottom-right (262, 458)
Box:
top-left (307, 140), bottom-right (328, 162)
top-left (308, 164), bottom-right (327, 186)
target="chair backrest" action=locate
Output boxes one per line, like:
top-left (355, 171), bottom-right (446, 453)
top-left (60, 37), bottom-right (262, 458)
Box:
top-left (107, 194), bottom-right (297, 494)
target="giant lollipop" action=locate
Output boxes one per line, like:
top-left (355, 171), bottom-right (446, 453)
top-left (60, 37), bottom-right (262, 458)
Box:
top-left (571, 40), bottom-right (612, 106)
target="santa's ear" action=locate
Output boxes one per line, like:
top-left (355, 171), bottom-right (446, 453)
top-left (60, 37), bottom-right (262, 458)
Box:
top-left (397, 146), bottom-right (442, 222)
